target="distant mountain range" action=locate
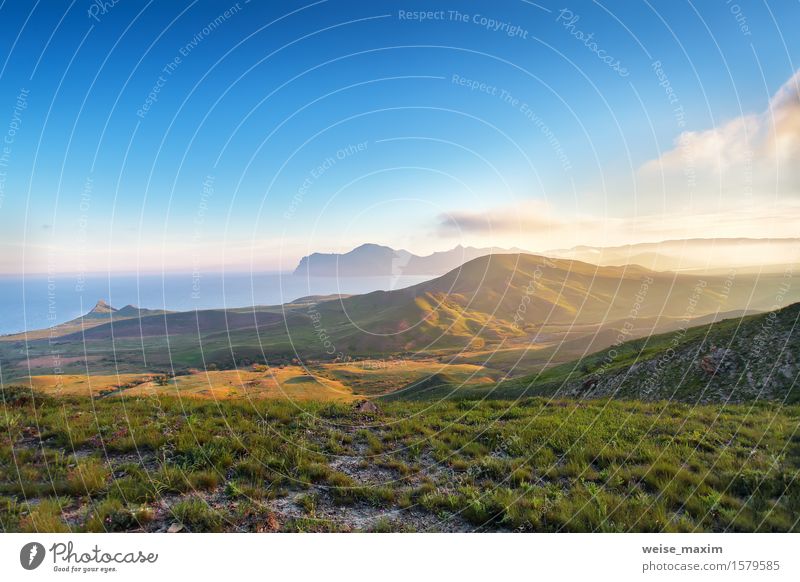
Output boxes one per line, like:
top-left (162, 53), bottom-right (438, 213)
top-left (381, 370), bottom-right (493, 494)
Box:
top-left (545, 237), bottom-right (800, 273)
top-left (293, 243), bottom-right (531, 277)
top-left (304, 253), bottom-right (796, 354)
top-left (295, 238), bottom-right (799, 277)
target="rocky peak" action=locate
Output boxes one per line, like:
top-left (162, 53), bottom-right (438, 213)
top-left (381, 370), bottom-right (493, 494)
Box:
top-left (89, 299), bottom-right (117, 314)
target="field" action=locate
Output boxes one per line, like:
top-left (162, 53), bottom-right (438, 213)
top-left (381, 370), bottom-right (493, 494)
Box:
top-left (1, 387), bottom-right (798, 533)
top-left (23, 368), bottom-right (355, 402)
top-left (315, 359), bottom-right (497, 396)
top-left (17, 357), bottom-right (499, 401)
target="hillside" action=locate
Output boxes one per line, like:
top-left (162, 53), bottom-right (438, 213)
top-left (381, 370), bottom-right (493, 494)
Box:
top-left (60, 308), bottom-right (284, 340)
top-left (305, 253), bottom-right (797, 354)
top-left (488, 302), bottom-right (800, 403)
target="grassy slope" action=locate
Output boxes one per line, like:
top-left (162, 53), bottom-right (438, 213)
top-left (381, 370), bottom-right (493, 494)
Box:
top-left (426, 302), bottom-right (799, 404)
top-left (1, 392), bottom-right (797, 532)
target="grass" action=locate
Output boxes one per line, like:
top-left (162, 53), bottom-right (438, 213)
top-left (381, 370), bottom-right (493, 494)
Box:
top-left (21, 368), bottom-right (356, 402)
top-left (170, 497), bottom-right (225, 532)
top-left (0, 387), bottom-right (798, 532)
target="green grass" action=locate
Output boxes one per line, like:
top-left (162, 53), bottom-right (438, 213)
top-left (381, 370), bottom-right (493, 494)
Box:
top-left (408, 302), bottom-right (800, 403)
top-left (0, 390), bottom-right (798, 532)
top-left (170, 497), bottom-right (225, 532)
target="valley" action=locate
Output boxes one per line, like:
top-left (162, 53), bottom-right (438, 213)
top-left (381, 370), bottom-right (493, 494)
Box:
top-left (2, 252), bottom-right (798, 534)
top-left (2, 253), bottom-right (796, 405)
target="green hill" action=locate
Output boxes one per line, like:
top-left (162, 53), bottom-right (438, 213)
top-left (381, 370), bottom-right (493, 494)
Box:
top-left (480, 302), bottom-right (800, 403)
top-left (305, 253), bottom-right (796, 354)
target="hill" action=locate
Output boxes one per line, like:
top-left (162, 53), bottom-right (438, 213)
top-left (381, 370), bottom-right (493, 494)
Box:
top-left (0, 300), bottom-right (170, 342)
top-left (485, 301), bottom-right (800, 403)
top-left (306, 253), bottom-right (797, 354)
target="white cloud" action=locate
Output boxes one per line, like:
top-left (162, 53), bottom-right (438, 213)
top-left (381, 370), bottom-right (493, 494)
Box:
top-left (436, 199), bottom-right (800, 250)
top-left (438, 70), bottom-right (800, 252)
top-left (637, 69), bottom-right (800, 207)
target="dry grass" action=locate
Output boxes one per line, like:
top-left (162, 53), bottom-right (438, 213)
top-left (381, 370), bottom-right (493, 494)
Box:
top-left (24, 368), bottom-right (355, 402)
top-left (319, 358), bottom-right (495, 396)
top-left (21, 360), bottom-right (498, 401)
top-left (23, 374), bottom-right (156, 397)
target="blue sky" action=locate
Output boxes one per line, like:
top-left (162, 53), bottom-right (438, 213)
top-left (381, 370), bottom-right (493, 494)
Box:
top-left (0, 0), bottom-right (798, 273)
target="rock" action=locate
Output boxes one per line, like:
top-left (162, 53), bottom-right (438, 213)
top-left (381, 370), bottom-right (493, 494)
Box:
top-left (167, 522), bottom-right (184, 533)
top-left (354, 400), bottom-right (381, 415)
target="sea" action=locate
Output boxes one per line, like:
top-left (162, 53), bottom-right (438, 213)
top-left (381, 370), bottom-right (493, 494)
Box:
top-left (0, 272), bottom-right (431, 336)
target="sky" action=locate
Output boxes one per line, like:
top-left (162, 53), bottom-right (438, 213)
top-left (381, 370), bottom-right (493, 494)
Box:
top-left (0, 0), bottom-right (798, 274)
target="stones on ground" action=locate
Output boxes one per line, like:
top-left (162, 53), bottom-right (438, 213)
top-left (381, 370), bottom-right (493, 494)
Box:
top-left (167, 522), bottom-right (184, 533)
top-left (354, 399), bottom-right (381, 415)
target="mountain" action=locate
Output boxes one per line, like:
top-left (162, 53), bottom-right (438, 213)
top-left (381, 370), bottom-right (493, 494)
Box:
top-left (5, 254), bottom-right (799, 377)
top-left (293, 243), bottom-right (531, 277)
top-left (65, 308), bottom-right (283, 340)
top-left (546, 237), bottom-right (800, 273)
top-left (300, 253), bottom-right (800, 354)
top-left (0, 300), bottom-right (170, 342)
top-left (80, 300), bottom-right (166, 320)
top-left (493, 301), bottom-right (800, 404)
top-left (82, 299), bottom-right (117, 318)
top-left (295, 238), bottom-right (800, 278)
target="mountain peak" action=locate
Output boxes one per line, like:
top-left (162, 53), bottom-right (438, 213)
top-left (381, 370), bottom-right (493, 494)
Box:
top-left (352, 243), bottom-right (393, 251)
top-left (90, 299), bottom-right (116, 314)
top-left (116, 304), bottom-right (138, 313)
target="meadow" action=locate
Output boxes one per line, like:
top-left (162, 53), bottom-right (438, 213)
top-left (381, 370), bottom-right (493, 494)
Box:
top-left (1, 386), bottom-right (797, 533)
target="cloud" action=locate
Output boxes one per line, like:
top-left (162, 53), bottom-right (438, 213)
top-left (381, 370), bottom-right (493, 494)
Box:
top-left (437, 200), bottom-right (564, 235)
top-left (436, 199), bottom-right (800, 250)
top-left (438, 70), bottom-right (800, 250)
top-left (637, 69), bottom-right (800, 206)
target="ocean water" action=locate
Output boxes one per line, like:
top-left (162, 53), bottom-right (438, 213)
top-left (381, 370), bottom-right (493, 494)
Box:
top-left (0, 272), bottom-right (431, 336)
